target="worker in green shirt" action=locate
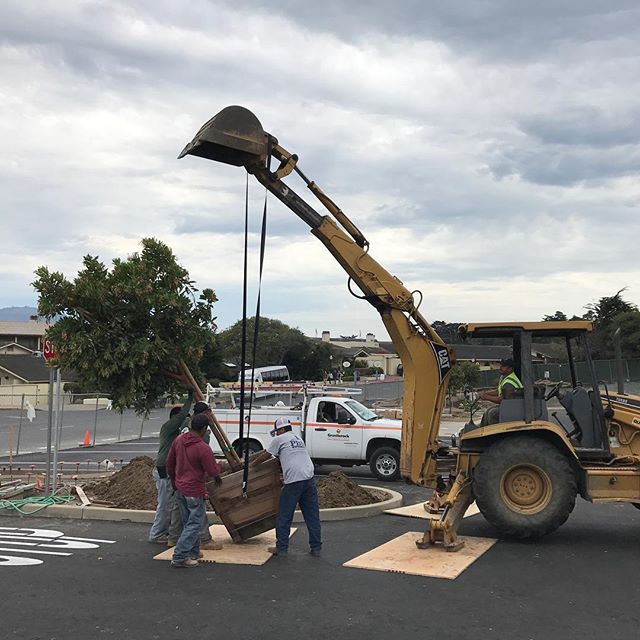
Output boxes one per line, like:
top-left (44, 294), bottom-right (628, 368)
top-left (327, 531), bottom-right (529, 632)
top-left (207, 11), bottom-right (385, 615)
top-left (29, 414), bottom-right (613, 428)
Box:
top-left (166, 401), bottom-right (222, 551)
top-left (148, 390), bottom-right (193, 543)
top-left (479, 358), bottom-right (523, 426)
top-left (149, 392), bottom-right (222, 550)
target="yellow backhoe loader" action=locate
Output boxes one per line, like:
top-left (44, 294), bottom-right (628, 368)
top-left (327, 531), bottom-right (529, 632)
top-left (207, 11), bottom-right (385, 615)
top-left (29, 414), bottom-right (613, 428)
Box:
top-left (179, 106), bottom-right (640, 551)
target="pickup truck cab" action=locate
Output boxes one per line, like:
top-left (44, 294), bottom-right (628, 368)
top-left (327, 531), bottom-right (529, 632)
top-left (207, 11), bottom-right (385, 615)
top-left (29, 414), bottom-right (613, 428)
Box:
top-left (209, 393), bottom-right (402, 480)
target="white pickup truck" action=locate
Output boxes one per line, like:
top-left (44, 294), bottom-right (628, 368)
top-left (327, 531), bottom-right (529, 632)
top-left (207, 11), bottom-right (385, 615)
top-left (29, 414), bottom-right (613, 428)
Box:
top-left (209, 394), bottom-right (402, 481)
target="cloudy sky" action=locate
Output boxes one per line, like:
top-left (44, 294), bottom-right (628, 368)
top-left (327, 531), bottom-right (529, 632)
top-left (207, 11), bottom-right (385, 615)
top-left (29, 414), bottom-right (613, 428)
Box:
top-left (2, 0), bottom-right (639, 339)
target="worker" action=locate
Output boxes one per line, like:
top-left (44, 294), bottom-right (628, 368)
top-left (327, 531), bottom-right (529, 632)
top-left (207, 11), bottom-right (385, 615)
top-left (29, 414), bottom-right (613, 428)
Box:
top-left (479, 358), bottom-right (523, 426)
top-left (167, 400), bottom-right (222, 551)
top-left (166, 413), bottom-right (223, 568)
top-left (267, 417), bottom-right (321, 557)
top-left (148, 390), bottom-right (193, 544)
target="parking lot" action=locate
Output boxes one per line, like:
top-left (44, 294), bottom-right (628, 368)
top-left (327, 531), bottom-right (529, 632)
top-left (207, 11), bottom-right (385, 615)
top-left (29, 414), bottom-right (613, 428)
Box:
top-left (1, 493), bottom-right (639, 639)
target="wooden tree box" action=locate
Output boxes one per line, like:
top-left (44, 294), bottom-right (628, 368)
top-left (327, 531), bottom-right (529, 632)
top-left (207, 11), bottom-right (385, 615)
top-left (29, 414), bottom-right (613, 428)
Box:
top-left (207, 456), bottom-right (282, 542)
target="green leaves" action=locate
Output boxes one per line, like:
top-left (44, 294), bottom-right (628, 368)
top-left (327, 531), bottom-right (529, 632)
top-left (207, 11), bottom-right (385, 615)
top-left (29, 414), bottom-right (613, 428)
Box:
top-left (448, 361), bottom-right (481, 394)
top-left (32, 238), bottom-right (217, 414)
top-left (217, 316), bottom-right (334, 381)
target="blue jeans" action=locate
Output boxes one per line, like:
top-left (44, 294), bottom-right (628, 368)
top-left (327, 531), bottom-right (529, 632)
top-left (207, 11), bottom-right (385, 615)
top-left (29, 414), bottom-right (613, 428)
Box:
top-left (149, 468), bottom-right (172, 541)
top-left (172, 493), bottom-right (205, 564)
top-left (149, 468), bottom-right (212, 543)
top-left (276, 478), bottom-right (322, 553)
top-left (169, 490), bottom-right (212, 543)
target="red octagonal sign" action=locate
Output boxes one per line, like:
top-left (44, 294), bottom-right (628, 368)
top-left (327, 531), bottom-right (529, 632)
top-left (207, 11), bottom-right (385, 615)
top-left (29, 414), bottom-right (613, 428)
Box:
top-left (43, 338), bottom-right (57, 361)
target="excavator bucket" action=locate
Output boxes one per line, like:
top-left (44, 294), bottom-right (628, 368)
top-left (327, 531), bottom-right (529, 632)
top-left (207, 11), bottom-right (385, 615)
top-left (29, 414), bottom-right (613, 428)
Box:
top-left (178, 106), bottom-right (268, 167)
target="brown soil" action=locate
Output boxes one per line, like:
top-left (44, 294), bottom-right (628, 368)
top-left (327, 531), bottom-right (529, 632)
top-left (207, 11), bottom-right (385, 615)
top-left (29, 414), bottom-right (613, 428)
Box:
top-left (84, 459), bottom-right (388, 511)
top-left (85, 456), bottom-right (157, 510)
top-left (316, 470), bottom-right (386, 508)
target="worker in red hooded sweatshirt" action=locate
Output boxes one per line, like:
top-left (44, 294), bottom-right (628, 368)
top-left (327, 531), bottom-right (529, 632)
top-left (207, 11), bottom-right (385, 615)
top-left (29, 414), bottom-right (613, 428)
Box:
top-left (166, 413), bottom-right (223, 568)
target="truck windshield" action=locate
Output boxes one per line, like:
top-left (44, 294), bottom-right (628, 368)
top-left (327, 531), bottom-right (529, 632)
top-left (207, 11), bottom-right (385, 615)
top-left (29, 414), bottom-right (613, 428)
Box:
top-left (345, 400), bottom-right (379, 421)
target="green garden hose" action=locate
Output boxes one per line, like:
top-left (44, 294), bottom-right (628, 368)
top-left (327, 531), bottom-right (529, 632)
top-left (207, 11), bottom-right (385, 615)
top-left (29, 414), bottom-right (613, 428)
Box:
top-left (0, 488), bottom-right (75, 515)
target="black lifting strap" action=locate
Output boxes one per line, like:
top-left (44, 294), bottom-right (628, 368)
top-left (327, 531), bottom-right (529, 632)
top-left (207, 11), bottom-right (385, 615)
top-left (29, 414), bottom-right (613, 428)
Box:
top-left (243, 189), bottom-right (268, 495)
top-left (238, 173), bottom-right (250, 492)
top-left (240, 163), bottom-right (270, 496)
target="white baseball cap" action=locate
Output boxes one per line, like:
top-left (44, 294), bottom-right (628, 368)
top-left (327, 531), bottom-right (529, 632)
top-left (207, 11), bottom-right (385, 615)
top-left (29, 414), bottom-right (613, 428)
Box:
top-left (270, 417), bottom-right (292, 436)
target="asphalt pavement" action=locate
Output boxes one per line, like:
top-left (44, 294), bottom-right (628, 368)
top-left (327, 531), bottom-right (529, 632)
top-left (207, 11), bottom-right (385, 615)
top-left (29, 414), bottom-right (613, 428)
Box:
top-left (1, 499), bottom-right (639, 639)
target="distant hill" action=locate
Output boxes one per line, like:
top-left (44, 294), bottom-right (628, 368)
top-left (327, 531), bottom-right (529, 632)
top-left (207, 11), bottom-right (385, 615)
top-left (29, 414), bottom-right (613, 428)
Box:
top-left (0, 306), bottom-right (38, 321)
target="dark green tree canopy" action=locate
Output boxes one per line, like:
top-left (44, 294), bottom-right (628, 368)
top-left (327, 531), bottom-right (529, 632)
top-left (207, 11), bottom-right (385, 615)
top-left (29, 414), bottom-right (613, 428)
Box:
top-left (33, 238), bottom-right (217, 413)
top-left (543, 311), bottom-right (568, 322)
top-left (584, 289), bottom-right (639, 358)
top-left (217, 316), bottom-right (334, 381)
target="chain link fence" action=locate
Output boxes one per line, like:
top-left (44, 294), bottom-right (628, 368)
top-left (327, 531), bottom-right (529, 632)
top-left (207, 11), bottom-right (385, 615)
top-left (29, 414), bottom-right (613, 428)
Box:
top-left (0, 387), bottom-right (162, 457)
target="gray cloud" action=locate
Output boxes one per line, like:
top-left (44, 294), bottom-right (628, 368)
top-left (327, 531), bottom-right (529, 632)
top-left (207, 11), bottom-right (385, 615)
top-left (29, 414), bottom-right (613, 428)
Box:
top-left (1, 0), bottom-right (639, 334)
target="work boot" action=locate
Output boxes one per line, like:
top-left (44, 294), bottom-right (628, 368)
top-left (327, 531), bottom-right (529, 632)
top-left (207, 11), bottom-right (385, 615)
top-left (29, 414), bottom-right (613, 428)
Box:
top-left (268, 546), bottom-right (287, 556)
top-left (200, 540), bottom-right (223, 551)
top-left (170, 559), bottom-right (199, 568)
top-left (166, 538), bottom-right (178, 547)
top-left (149, 535), bottom-right (169, 544)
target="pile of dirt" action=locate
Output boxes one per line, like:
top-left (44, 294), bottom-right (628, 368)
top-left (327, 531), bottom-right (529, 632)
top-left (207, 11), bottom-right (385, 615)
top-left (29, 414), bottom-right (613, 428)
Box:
top-left (85, 456), bottom-right (157, 510)
top-left (84, 460), bottom-right (388, 511)
top-left (316, 471), bottom-right (387, 508)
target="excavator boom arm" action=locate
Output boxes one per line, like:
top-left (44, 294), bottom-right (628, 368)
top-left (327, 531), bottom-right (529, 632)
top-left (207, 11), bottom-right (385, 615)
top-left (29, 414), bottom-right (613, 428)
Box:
top-left (179, 105), bottom-right (453, 486)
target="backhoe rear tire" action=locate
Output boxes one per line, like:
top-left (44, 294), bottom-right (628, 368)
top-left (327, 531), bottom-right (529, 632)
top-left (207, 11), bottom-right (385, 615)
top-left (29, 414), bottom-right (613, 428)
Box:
top-left (473, 435), bottom-right (577, 539)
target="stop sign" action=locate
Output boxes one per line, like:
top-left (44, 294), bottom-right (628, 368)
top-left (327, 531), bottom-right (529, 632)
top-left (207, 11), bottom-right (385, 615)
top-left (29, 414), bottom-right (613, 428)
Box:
top-left (43, 338), bottom-right (57, 361)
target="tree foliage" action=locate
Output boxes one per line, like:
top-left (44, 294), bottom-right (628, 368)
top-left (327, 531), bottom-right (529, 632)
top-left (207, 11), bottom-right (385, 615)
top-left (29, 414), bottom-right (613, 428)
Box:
top-left (217, 316), bottom-right (335, 381)
top-left (448, 361), bottom-right (481, 394)
top-left (543, 310), bottom-right (568, 322)
top-left (33, 238), bottom-right (218, 413)
top-left (584, 289), bottom-right (639, 358)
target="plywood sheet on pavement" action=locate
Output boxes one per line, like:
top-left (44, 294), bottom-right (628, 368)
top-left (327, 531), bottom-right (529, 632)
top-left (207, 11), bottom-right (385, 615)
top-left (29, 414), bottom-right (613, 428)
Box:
top-left (153, 525), bottom-right (296, 566)
top-left (343, 531), bottom-right (496, 579)
top-left (384, 501), bottom-right (480, 520)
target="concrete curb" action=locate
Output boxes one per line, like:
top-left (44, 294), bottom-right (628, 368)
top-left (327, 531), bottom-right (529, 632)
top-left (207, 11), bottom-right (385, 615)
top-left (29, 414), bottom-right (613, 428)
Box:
top-left (0, 485), bottom-right (403, 524)
top-left (294, 486), bottom-right (403, 522)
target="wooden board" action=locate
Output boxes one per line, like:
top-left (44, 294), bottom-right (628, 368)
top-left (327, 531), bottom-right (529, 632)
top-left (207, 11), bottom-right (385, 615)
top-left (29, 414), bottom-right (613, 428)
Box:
top-left (343, 532), bottom-right (497, 580)
top-left (74, 485), bottom-right (91, 507)
top-left (153, 525), bottom-right (296, 566)
top-left (384, 501), bottom-right (480, 520)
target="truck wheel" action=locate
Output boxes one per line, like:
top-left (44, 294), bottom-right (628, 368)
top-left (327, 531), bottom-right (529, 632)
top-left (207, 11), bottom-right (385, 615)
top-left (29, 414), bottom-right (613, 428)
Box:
top-left (473, 435), bottom-right (576, 539)
top-left (234, 440), bottom-right (262, 458)
top-left (369, 447), bottom-right (400, 481)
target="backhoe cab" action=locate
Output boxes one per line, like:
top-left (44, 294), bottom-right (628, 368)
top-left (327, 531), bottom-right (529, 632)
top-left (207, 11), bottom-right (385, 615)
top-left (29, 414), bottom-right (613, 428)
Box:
top-left (458, 321), bottom-right (611, 459)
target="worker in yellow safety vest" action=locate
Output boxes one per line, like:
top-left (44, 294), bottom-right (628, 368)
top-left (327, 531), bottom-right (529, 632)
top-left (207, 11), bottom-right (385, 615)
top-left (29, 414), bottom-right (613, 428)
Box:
top-left (479, 357), bottom-right (523, 426)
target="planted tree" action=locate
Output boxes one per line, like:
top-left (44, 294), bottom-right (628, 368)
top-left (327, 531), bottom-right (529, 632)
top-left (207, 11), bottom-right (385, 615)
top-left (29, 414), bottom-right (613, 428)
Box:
top-left (33, 238), bottom-right (218, 413)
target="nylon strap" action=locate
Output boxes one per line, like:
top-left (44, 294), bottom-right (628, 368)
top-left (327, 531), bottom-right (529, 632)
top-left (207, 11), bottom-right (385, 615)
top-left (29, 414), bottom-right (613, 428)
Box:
top-left (238, 173), bottom-right (249, 485)
top-left (243, 190), bottom-right (268, 495)
top-left (242, 141), bottom-right (271, 496)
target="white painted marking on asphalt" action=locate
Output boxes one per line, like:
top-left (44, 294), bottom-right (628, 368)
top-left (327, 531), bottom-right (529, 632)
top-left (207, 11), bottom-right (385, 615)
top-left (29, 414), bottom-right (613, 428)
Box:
top-left (63, 536), bottom-right (116, 544)
top-left (0, 527), bottom-right (116, 567)
top-left (0, 555), bottom-right (42, 566)
top-left (0, 527), bottom-right (63, 538)
top-left (0, 547), bottom-right (72, 556)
